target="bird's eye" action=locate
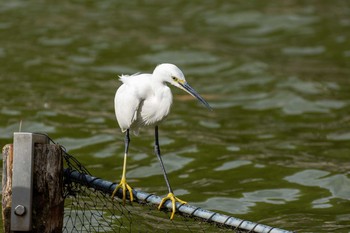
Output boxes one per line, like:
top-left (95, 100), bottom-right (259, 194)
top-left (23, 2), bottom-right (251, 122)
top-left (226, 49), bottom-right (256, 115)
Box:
top-left (172, 76), bottom-right (177, 81)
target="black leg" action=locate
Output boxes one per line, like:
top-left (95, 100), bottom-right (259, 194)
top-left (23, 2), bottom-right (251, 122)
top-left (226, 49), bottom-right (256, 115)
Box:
top-left (125, 129), bottom-right (130, 154)
top-left (155, 126), bottom-right (187, 219)
top-left (121, 129), bottom-right (130, 183)
top-left (154, 125), bottom-right (173, 194)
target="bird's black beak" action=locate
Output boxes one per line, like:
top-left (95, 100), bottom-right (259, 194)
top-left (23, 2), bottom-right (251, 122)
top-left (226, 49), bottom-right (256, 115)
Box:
top-left (179, 82), bottom-right (212, 110)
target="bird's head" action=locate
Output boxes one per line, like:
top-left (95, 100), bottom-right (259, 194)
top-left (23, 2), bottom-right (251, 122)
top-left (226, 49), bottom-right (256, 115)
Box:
top-left (154, 63), bottom-right (212, 110)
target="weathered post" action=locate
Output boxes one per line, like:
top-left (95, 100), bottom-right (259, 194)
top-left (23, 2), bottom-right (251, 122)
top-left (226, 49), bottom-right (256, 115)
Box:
top-left (2, 144), bottom-right (13, 233)
top-left (2, 133), bottom-right (64, 233)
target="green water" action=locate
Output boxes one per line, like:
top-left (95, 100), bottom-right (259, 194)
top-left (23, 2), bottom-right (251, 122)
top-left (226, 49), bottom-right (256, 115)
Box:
top-left (1, 1), bottom-right (350, 232)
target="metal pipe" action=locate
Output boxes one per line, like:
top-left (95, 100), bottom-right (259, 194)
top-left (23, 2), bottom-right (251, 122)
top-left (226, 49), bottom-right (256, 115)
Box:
top-left (64, 169), bottom-right (294, 233)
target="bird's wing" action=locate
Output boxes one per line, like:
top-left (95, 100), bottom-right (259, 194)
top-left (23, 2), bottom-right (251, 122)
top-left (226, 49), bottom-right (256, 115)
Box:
top-left (114, 84), bottom-right (141, 132)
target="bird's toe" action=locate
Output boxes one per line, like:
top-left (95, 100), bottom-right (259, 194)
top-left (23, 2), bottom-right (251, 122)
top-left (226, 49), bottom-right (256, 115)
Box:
top-left (111, 178), bottom-right (133, 204)
top-left (158, 192), bottom-right (187, 220)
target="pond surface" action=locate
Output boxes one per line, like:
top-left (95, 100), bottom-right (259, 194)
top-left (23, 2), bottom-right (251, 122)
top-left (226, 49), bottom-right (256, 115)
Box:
top-left (1, 1), bottom-right (350, 232)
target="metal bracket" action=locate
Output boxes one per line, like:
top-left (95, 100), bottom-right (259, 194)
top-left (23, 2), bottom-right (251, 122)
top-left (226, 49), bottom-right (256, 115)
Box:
top-left (11, 132), bottom-right (49, 231)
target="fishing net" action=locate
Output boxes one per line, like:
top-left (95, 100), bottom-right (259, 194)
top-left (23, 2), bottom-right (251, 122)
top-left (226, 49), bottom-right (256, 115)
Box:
top-left (44, 134), bottom-right (291, 233)
top-left (61, 152), bottom-right (241, 232)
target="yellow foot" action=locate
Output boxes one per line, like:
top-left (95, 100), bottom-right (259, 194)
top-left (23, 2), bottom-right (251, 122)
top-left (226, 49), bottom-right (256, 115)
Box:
top-left (158, 192), bottom-right (187, 220)
top-left (111, 178), bottom-right (134, 204)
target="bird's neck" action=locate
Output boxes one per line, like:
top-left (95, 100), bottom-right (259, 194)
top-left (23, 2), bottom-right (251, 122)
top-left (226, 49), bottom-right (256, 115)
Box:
top-left (151, 76), bottom-right (168, 89)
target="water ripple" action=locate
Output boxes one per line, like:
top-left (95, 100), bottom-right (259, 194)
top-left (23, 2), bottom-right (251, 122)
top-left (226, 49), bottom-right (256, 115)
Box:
top-left (285, 169), bottom-right (350, 208)
top-left (57, 134), bottom-right (115, 151)
top-left (0, 122), bottom-right (55, 139)
top-left (195, 188), bottom-right (300, 214)
top-left (244, 90), bottom-right (346, 114)
top-left (206, 11), bottom-right (318, 36)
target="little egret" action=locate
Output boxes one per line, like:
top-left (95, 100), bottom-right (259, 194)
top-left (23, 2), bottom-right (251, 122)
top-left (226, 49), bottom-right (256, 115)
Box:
top-left (111, 63), bottom-right (211, 219)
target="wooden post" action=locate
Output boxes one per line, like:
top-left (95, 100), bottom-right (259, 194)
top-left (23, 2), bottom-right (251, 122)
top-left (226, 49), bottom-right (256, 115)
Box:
top-left (2, 144), bottom-right (13, 233)
top-left (2, 142), bottom-right (64, 233)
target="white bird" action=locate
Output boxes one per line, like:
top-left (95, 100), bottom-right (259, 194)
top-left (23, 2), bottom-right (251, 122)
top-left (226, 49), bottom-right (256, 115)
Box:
top-left (111, 63), bottom-right (211, 220)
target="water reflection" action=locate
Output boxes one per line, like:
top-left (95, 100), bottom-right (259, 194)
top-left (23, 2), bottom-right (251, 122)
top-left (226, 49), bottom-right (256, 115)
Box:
top-left (215, 74), bottom-right (346, 114)
top-left (195, 188), bottom-right (300, 215)
top-left (285, 169), bottom-right (350, 208)
top-left (327, 132), bottom-right (350, 141)
top-left (57, 134), bottom-right (114, 151)
top-left (214, 160), bottom-right (251, 171)
top-left (245, 90), bottom-right (345, 114)
top-left (0, 122), bottom-right (55, 139)
top-left (127, 146), bottom-right (196, 178)
top-left (140, 50), bottom-right (219, 65)
top-left (282, 46), bottom-right (325, 56)
top-left (205, 11), bottom-right (318, 36)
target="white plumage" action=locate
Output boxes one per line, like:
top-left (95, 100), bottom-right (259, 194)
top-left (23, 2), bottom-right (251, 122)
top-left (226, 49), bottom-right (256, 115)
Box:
top-left (115, 70), bottom-right (173, 134)
top-left (111, 63), bottom-right (211, 220)
top-left (115, 63), bottom-right (211, 134)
